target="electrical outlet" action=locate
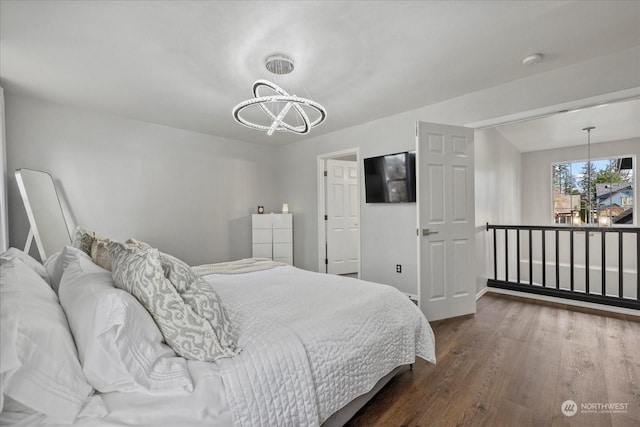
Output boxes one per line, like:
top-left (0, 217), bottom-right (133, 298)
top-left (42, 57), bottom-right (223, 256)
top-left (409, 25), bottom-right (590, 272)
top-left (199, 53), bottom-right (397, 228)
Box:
top-left (396, 264), bottom-right (402, 273)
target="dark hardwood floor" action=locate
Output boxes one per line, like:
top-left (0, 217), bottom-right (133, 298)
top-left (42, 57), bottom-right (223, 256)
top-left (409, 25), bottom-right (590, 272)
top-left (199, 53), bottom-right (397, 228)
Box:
top-left (345, 293), bottom-right (640, 427)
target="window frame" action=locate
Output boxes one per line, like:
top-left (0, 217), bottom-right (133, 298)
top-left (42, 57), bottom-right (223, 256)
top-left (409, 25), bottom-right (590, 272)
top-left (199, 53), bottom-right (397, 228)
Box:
top-left (550, 154), bottom-right (636, 227)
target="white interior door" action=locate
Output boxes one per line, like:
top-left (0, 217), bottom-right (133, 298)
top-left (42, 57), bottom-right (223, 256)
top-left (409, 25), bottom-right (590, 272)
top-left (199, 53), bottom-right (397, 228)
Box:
top-left (326, 159), bottom-right (359, 274)
top-left (417, 122), bottom-right (476, 321)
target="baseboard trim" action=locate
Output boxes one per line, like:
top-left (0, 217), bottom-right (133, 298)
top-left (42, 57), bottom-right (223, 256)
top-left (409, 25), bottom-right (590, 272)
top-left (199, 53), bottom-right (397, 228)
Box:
top-left (486, 287), bottom-right (640, 318)
top-left (476, 287), bottom-right (489, 301)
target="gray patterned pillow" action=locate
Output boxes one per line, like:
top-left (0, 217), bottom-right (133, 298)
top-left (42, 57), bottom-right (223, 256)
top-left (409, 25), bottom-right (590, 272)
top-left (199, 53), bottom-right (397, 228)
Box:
top-left (159, 253), bottom-right (238, 355)
top-left (125, 238), bottom-right (152, 250)
top-left (71, 227), bottom-right (95, 255)
top-left (90, 239), bottom-right (112, 271)
top-left (72, 227), bottom-right (112, 270)
top-left (107, 241), bottom-right (240, 361)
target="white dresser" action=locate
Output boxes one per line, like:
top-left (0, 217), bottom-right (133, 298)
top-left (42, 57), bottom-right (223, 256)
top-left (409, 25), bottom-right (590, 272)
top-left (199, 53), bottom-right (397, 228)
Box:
top-left (252, 213), bottom-right (293, 265)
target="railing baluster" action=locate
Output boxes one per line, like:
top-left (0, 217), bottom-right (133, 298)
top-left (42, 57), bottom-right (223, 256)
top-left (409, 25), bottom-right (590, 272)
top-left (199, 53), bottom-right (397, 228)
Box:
top-left (517, 229), bottom-right (521, 284)
top-left (505, 229), bottom-right (509, 282)
top-left (618, 230), bottom-right (623, 299)
top-left (493, 228), bottom-right (497, 281)
top-left (570, 229), bottom-right (574, 292)
top-left (602, 230), bottom-right (606, 297)
top-left (585, 231), bottom-right (590, 295)
top-left (528, 229), bottom-right (533, 286)
top-left (542, 230), bottom-right (546, 287)
top-left (556, 230), bottom-right (560, 289)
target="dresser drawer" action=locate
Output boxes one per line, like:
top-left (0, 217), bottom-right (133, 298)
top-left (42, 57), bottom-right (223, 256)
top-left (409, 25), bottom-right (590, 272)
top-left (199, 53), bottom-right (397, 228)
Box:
top-left (252, 229), bottom-right (272, 244)
top-left (272, 214), bottom-right (292, 229)
top-left (252, 214), bottom-right (273, 229)
top-left (272, 228), bottom-right (292, 243)
top-left (273, 243), bottom-right (292, 258)
top-left (252, 244), bottom-right (272, 259)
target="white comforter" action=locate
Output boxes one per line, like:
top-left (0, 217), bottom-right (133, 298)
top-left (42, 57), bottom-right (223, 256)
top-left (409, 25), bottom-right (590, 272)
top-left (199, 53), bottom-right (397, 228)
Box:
top-left (0, 361), bottom-right (232, 427)
top-left (205, 265), bottom-right (436, 427)
top-left (1, 265), bottom-right (434, 427)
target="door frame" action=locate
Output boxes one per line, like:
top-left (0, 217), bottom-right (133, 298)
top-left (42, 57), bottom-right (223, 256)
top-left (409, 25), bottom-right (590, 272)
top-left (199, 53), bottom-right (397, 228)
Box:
top-left (317, 148), bottom-right (361, 276)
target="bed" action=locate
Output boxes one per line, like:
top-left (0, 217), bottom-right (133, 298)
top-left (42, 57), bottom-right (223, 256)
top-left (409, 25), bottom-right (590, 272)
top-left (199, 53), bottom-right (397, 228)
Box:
top-left (0, 169), bottom-right (436, 426)
top-left (1, 246), bottom-right (435, 426)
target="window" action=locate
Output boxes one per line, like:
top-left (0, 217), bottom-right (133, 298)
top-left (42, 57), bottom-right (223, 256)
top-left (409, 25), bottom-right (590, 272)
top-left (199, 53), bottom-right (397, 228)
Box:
top-left (552, 156), bottom-right (634, 226)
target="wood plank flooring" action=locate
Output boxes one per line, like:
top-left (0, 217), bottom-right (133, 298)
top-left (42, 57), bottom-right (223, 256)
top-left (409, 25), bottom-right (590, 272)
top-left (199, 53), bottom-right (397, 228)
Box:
top-left (345, 293), bottom-right (640, 427)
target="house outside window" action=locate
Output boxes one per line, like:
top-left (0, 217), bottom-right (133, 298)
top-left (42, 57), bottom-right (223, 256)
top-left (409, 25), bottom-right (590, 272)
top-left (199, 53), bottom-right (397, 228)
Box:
top-left (552, 156), bottom-right (635, 226)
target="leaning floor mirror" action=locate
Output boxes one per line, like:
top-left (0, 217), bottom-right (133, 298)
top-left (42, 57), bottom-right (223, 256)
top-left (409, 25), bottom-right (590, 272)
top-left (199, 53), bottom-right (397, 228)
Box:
top-left (15, 168), bottom-right (71, 261)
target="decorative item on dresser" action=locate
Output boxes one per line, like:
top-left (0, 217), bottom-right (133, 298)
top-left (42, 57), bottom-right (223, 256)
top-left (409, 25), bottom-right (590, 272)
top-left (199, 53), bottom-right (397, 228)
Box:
top-left (251, 213), bottom-right (293, 265)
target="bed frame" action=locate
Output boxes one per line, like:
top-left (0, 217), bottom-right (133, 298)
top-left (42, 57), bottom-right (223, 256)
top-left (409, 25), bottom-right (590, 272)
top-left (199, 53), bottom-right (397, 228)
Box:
top-left (322, 365), bottom-right (408, 426)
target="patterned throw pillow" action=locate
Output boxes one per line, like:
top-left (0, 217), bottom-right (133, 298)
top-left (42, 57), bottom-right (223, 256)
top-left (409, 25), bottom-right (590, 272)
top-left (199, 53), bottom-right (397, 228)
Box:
top-left (90, 239), bottom-right (112, 271)
top-left (72, 227), bottom-right (112, 270)
top-left (71, 227), bottom-right (95, 255)
top-left (107, 241), bottom-right (240, 361)
top-left (159, 253), bottom-right (238, 356)
top-left (125, 238), bottom-right (152, 250)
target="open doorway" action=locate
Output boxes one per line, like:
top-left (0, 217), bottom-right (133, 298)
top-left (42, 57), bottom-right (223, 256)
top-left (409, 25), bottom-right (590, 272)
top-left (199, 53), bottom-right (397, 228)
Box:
top-left (317, 148), bottom-right (361, 277)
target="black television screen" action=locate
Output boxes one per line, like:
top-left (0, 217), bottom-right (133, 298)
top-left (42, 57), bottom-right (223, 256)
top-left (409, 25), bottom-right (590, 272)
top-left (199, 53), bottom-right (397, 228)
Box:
top-left (364, 151), bottom-right (416, 203)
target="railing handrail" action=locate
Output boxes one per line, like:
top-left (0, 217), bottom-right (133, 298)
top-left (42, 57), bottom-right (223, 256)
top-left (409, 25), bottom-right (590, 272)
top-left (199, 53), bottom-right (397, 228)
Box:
top-left (485, 222), bottom-right (639, 310)
top-left (486, 223), bottom-right (640, 233)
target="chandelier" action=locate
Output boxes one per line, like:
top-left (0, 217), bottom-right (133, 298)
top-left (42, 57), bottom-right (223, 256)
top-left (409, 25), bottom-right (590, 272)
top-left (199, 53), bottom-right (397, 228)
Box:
top-left (232, 54), bottom-right (327, 136)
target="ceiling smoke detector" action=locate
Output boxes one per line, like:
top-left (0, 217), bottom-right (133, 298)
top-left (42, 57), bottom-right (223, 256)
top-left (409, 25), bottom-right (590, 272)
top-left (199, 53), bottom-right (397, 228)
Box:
top-left (522, 53), bottom-right (543, 66)
top-left (265, 53), bottom-right (295, 75)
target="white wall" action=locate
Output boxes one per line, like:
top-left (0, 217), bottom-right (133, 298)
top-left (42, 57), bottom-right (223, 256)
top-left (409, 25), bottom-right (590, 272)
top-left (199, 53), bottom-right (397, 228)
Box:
top-left (276, 115), bottom-right (418, 294)
top-left (275, 49), bottom-right (636, 295)
top-left (474, 128), bottom-right (522, 293)
top-left (5, 94), bottom-right (279, 264)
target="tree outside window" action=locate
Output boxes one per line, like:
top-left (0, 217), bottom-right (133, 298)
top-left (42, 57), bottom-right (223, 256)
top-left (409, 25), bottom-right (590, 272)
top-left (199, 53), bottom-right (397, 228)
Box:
top-left (552, 157), bottom-right (634, 226)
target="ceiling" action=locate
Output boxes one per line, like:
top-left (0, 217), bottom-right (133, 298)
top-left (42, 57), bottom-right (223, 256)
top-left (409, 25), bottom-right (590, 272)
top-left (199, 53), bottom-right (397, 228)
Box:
top-left (1, 1), bottom-right (639, 147)
top-left (495, 97), bottom-right (640, 152)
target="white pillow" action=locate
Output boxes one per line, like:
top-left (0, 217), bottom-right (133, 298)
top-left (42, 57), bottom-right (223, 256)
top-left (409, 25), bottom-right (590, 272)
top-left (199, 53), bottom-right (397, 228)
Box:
top-left (0, 247), bottom-right (50, 285)
top-left (0, 256), bottom-right (104, 424)
top-left (58, 248), bottom-right (193, 393)
top-left (0, 276), bottom-right (21, 413)
top-left (44, 246), bottom-right (91, 293)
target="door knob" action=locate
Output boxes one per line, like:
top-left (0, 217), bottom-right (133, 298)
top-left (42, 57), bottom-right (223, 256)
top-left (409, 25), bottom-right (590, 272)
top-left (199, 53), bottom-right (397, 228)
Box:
top-left (422, 229), bottom-right (439, 236)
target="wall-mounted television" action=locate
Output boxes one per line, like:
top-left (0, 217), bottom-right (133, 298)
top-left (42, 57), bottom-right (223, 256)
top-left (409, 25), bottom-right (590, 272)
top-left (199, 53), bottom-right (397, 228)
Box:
top-left (364, 151), bottom-right (416, 203)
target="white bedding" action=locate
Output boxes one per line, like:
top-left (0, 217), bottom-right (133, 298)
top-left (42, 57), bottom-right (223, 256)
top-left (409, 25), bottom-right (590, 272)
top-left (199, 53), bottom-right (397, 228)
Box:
top-left (1, 264), bottom-right (435, 427)
top-left (206, 265), bottom-right (436, 426)
top-left (0, 361), bottom-right (232, 427)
